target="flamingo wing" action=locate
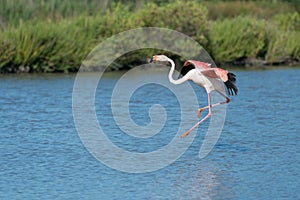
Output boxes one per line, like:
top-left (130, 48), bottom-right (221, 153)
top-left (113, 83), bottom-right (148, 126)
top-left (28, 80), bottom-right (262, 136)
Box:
top-left (180, 60), bottom-right (212, 77)
top-left (181, 60), bottom-right (228, 82)
top-left (184, 60), bottom-right (212, 69)
top-left (201, 68), bottom-right (228, 82)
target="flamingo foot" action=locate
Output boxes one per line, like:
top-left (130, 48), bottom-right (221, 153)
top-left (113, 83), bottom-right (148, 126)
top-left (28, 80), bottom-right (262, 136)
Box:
top-left (197, 108), bottom-right (205, 118)
top-left (180, 130), bottom-right (192, 138)
top-left (180, 112), bottom-right (212, 138)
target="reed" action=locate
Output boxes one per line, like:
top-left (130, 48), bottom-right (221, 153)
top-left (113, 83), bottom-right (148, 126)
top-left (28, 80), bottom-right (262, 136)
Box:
top-left (0, 16), bottom-right (100, 72)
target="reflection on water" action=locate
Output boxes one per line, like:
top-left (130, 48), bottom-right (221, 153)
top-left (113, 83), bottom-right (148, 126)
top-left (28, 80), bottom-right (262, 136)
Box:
top-left (170, 160), bottom-right (236, 200)
top-left (1, 68), bottom-right (300, 199)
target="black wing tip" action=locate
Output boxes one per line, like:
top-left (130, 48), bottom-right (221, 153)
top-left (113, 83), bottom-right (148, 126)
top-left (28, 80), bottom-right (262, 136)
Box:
top-left (225, 72), bottom-right (238, 96)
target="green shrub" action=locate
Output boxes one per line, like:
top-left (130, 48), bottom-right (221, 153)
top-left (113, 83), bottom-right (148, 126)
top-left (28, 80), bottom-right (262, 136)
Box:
top-left (98, 3), bottom-right (143, 38)
top-left (273, 12), bottom-right (300, 31)
top-left (136, 1), bottom-right (209, 45)
top-left (266, 30), bottom-right (300, 63)
top-left (265, 12), bottom-right (300, 63)
top-left (208, 16), bottom-right (266, 62)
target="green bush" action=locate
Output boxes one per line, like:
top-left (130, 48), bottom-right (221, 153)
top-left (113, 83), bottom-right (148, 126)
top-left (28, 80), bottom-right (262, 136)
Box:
top-left (265, 12), bottom-right (300, 63)
top-left (98, 3), bottom-right (143, 38)
top-left (266, 30), bottom-right (300, 63)
top-left (208, 16), bottom-right (266, 62)
top-left (273, 12), bottom-right (300, 31)
top-left (137, 1), bottom-right (209, 45)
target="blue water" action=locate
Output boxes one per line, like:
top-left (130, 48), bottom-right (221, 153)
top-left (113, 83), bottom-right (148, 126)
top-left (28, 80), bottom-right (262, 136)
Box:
top-left (1, 69), bottom-right (299, 199)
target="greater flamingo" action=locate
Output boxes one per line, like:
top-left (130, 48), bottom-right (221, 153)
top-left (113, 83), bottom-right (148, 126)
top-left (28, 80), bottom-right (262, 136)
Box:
top-left (150, 55), bottom-right (238, 138)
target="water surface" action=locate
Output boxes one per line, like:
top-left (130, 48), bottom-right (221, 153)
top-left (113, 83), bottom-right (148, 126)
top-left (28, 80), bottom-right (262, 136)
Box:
top-left (1, 69), bottom-right (299, 199)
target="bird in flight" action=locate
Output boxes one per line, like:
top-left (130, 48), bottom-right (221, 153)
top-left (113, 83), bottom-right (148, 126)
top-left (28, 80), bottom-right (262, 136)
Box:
top-left (150, 55), bottom-right (238, 138)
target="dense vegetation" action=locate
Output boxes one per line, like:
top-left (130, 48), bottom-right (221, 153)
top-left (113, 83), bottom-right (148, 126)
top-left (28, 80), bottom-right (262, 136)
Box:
top-left (0, 0), bottom-right (299, 73)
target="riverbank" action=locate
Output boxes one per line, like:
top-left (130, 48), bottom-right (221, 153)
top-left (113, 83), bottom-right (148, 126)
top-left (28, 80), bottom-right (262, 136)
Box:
top-left (0, 1), bottom-right (299, 73)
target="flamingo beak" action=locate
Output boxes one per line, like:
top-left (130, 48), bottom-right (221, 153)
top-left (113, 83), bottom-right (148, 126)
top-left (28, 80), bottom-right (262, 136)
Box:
top-left (149, 55), bottom-right (157, 63)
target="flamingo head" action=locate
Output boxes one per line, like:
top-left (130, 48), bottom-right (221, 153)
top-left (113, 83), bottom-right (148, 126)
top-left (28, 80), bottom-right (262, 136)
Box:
top-left (150, 55), bottom-right (170, 63)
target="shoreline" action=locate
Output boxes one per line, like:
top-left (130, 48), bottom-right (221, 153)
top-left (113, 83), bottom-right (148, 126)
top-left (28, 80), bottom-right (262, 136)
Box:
top-left (219, 58), bottom-right (300, 70)
top-left (1, 63), bottom-right (299, 75)
top-left (2, 57), bottom-right (300, 74)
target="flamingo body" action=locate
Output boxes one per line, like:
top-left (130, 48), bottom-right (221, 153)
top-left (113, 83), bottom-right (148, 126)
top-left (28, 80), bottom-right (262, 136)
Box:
top-left (182, 66), bottom-right (225, 94)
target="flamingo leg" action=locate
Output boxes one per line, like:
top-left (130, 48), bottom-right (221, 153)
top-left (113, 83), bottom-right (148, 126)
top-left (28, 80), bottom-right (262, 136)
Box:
top-left (180, 93), bottom-right (212, 138)
top-left (197, 92), bottom-right (230, 118)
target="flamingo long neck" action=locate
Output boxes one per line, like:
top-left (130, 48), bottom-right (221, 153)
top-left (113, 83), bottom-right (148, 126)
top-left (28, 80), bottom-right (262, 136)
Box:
top-left (167, 58), bottom-right (187, 85)
top-left (168, 58), bottom-right (176, 83)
